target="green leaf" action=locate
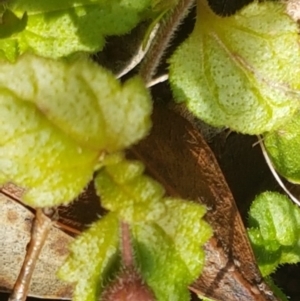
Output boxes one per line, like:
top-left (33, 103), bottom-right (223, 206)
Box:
top-left (247, 228), bottom-right (281, 277)
top-left (264, 110), bottom-right (300, 183)
top-left (59, 155), bottom-right (212, 301)
top-left (58, 213), bottom-right (120, 301)
top-left (0, 54), bottom-right (152, 151)
top-left (132, 223), bottom-right (192, 301)
top-left (248, 192), bottom-right (300, 276)
top-left (0, 90), bottom-right (99, 207)
top-left (95, 159), bottom-right (166, 222)
top-left (94, 158), bottom-right (212, 300)
top-left (0, 54), bottom-right (152, 207)
top-left (154, 198), bottom-right (209, 278)
top-left (0, 0), bottom-right (154, 61)
top-left (132, 199), bottom-right (210, 301)
top-left (169, 1), bottom-right (300, 134)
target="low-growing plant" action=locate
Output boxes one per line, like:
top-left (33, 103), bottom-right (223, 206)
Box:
top-left (1, 0), bottom-right (300, 300)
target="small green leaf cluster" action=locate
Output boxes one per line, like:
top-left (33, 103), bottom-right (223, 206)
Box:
top-left (1, 0), bottom-right (298, 300)
top-left (248, 192), bottom-right (300, 277)
top-left (0, 3), bottom-right (200, 301)
top-left (58, 154), bottom-right (212, 301)
top-left (0, 2), bottom-right (213, 301)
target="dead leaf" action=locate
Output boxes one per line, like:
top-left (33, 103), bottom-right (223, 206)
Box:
top-left (129, 100), bottom-right (280, 301)
top-left (0, 192), bottom-right (73, 299)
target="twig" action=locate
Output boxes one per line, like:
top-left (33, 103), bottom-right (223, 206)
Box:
top-left (139, 0), bottom-right (196, 84)
top-left (8, 209), bottom-right (53, 301)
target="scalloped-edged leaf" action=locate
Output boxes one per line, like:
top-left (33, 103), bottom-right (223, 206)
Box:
top-left (169, 1), bottom-right (300, 134)
top-left (0, 0), bottom-right (155, 61)
top-left (155, 198), bottom-right (209, 278)
top-left (248, 192), bottom-right (300, 276)
top-left (95, 159), bottom-right (166, 222)
top-left (0, 54), bottom-right (152, 152)
top-left (133, 223), bottom-right (192, 301)
top-left (0, 54), bottom-right (152, 207)
top-left (264, 110), bottom-right (300, 183)
top-left (59, 207), bottom-right (211, 301)
top-left (247, 228), bottom-right (281, 277)
top-left (132, 200), bottom-right (210, 301)
top-left (58, 213), bottom-right (120, 301)
top-left (61, 157), bottom-right (212, 301)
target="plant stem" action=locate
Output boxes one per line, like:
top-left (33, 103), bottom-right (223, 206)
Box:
top-left (120, 221), bottom-right (134, 268)
top-left (8, 209), bottom-right (53, 301)
top-left (139, 0), bottom-right (196, 84)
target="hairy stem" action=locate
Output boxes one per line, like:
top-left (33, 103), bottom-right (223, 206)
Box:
top-left (139, 0), bottom-right (196, 84)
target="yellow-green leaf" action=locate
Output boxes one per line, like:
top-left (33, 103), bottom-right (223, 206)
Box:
top-left (0, 54), bottom-right (152, 207)
top-left (58, 213), bottom-right (120, 301)
top-left (0, 0), bottom-right (154, 61)
top-left (264, 110), bottom-right (300, 183)
top-left (169, 1), bottom-right (300, 134)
